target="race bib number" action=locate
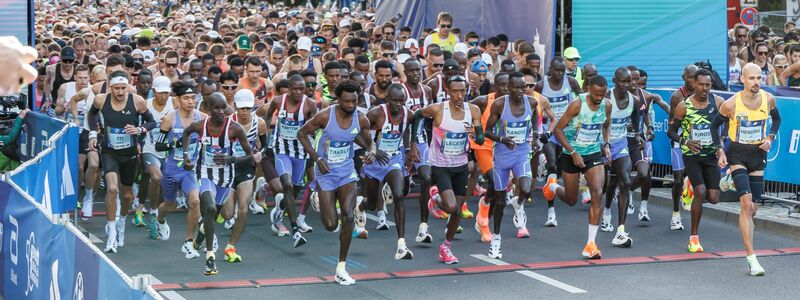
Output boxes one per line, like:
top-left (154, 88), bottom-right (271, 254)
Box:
top-left (505, 121), bottom-right (528, 144)
top-left (107, 127), bottom-right (132, 150)
top-left (550, 96), bottom-right (569, 118)
top-left (278, 118), bottom-right (301, 140)
top-left (203, 145), bottom-right (227, 168)
top-left (174, 142), bottom-right (198, 161)
top-left (610, 117), bottom-right (629, 140)
top-left (148, 122), bottom-right (162, 143)
top-left (326, 140), bottom-right (352, 163)
top-left (442, 132), bottom-right (468, 155)
top-left (378, 131), bottom-right (402, 154)
top-left (575, 123), bottom-right (602, 145)
top-left (737, 120), bottom-right (764, 144)
top-left (691, 124), bottom-right (713, 146)
top-left (233, 142), bottom-right (246, 157)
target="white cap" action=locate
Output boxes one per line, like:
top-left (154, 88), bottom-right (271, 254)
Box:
top-left (397, 53), bottom-right (412, 64)
top-left (142, 50), bottom-right (155, 62)
top-left (278, 11), bottom-right (287, 18)
top-left (154, 17), bottom-right (164, 24)
top-left (109, 26), bottom-right (121, 36)
top-left (404, 38), bottom-right (418, 49)
top-left (342, 7), bottom-right (350, 14)
top-left (297, 36), bottom-right (312, 51)
top-left (339, 18), bottom-right (351, 28)
top-left (108, 38), bottom-right (118, 46)
top-left (453, 43), bottom-right (468, 55)
top-left (203, 21), bottom-right (213, 29)
top-left (153, 76), bottom-right (172, 93)
top-left (207, 30), bottom-right (220, 39)
top-left (122, 29), bottom-right (132, 37)
top-left (129, 28), bottom-right (142, 37)
top-left (185, 15), bottom-right (196, 22)
top-left (481, 53), bottom-right (493, 65)
top-left (234, 89), bottom-right (255, 108)
top-left (131, 49), bottom-right (143, 56)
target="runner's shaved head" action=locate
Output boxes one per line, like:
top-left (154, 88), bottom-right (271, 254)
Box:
top-left (741, 62), bottom-right (761, 78)
top-left (683, 64), bottom-right (699, 79)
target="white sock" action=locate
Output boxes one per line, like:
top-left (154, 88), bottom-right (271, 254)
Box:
top-left (298, 214), bottom-right (306, 223)
top-left (206, 250), bottom-right (214, 258)
top-left (548, 207), bottom-right (555, 215)
top-left (493, 234), bottom-right (501, 241)
top-left (419, 222), bottom-right (428, 232)
top-left (640, 200), bottom-right (648, 210)
top-left (336, 261), bottom-right (346, 272)
top-left (672, 211), bottom-right (680, 218)
top-left (84, 189), bottom-right (94, 199)
top-left (549, 183), bottom-right (561, 194)
top-left (603, 208), bottom-right (611, 217)
top-left (107, 220), bottom-right (116, 228)
top-left (617, 225), bottom-right (626, 233)
top-left (588, 224), bottom-right (599, 243)
top-left (377, 210), bottom-right (386, 219)
top-left (398, 238), bottom-right (406, 247)
top-left (746, 254), bottom-right (758, 263)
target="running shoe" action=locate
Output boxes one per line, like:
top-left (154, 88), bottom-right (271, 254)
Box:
top-left (354, 196), bottom-right (367, 227)
top-left (271, 222), bottom-right (290, 236)
top-left (224, 218), bottom-right (235, 230)
top-left (157, 221), bottom-right (170, 241)
top-left (438, 244), bottom-right (459, 264)
top-left (310, 191), bottom-right (320, 213)
top-left (688, 235), bottom-right (703, 253)
top-left (176, 192), bottom-right (188, 209)
top-left (224, 245), bottom-right (242, 263)
top-left (627, 193), bottom-right (635, 215)
top-left (670, 214), bottom-right (684, 230)
top-left (204, 253), bottom-right (218, 275)
top-left (148, 214), bottom-right (159, 239)
top-left (292, 231), bottom-right (308, 248)
top-left (270, 193), bottom-right (285, 223)
top-left (582, 241), bottom-right (602, 259)
top-left (249, 200), bottom-right (265, 214)
top-left (193, 222), bottom-right (206, 250)
top-left (382, 183), bottom-right (394, 205)
top-left (682, 177), bottom-right (694, 211)
top-left (104, 223), bottom-right (117, 254)
top-left (719, 172), bottom-right (735, 192)
top-left (216, 214), bottom-right (225, 224)
top-left (511, 200), bottom-right (527, 229)
top-left (352, 225), bottom-right (368, 239)
top-left (427, 186), bottom-right (449, 220)
top-left (81, 191), bottom-right (93, 220)
top-left (543, 174), bottom-right (558, 201)
top-left (476, 197), bottom-right (490, 227)
top-left (580, 186), bottom-right (591, 205)
top-left (516, 227), bottom-right (530, 238)
top-left (456, 226), bottom-right (463, 234)
top-left (116, 218), bottom-right (126, 247)
top-left (297, 214), bottom-right (313, 233)
top-left (132, 209), bottom-right (145, 227)
top-left (611, 229), bottom-right (633, 248)
top-left (335, 268), bottom-right (356, 286)
top-left (638, 207), bottom-right (650, 222)
top-left (415, 223), bottom-right (433, 243)
top-left (601, 212), bottom-right (613, 232)
top-left (473, 184), bottom-right (487, 197)
top-left (395, 239), bottom-right (414, 260)
top-left (376, 212), bottom-right (390, 230)
top-left (460, 202), bottom-right (474, 219)
top-left (544, 209), bottom-right (558, 227)
top-left (747, 256), bottom-right (765, 276)
top-left (488, 236), bottom-right (502, 259)
top-left (181, 240), bottom-right (200, 259)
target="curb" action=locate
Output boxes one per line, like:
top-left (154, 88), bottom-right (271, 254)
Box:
top-left (645, 190), bottom-right (800, 240)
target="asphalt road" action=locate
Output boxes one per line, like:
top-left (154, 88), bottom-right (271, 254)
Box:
top-left (77, 186), bottom-right (800, 299)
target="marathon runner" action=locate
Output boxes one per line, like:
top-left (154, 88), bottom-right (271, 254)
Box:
top-left (667, 65), bottom-right (699, 231)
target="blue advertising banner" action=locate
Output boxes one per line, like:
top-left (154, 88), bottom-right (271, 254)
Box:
top-left (10, 126), bottom-right (79, 214)
top-left (17, 111), bottom-right (67, 162)
top-left (647, 89), bottom-right (800, 185)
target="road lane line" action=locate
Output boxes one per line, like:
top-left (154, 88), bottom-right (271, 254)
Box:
top-left (471, 254), bottom-right (587, 294)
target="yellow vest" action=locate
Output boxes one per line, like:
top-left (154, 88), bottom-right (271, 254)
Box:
top-left (431, 33), bottom-right (457, 53)
top-left (728, 90), bottom-right (769, 144)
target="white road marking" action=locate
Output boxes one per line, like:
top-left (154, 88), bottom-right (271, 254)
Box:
top-left (471, 254), bottom-right (587, 294)
top-left (366, 213), bottom-right (396, 226)
top-left (146, 274), bottom-right (186, 300)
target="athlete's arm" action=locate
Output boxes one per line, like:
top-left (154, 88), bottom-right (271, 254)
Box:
top-left (155, 111), bottom-right (178, 151)
top-left (134, 95), bottom-right (158, 132)
top-left (70, 87), bottom-right (90, 126)
top-left (711, 98), bottom-right (735, 150)
top-left (426, 78), bottom-right (439, 97)
top-left (227, 123), bottom-right (254, 165)
top-left (567, 77), bottom-right (582, 96)
top-left (297, 107), bottom-right (329, 163)
top-left (483, 99), bottom-right (506, 143)
top-left (468, 95), bottom-right (487, 112)
top-left (367, 94), bottom-right (378, 108)
top-left (181, 120), bottom-right (203, 169)
top-left (469, 103), bottom-right (485, 145)
top-left (55, 84), bottom-right (67, 116)
top-left (533, 80), bottom-right (544, 94)
top-left (779, 62), bottom-right (800, 86)
top-left (356, 112), bottom-right (385, 164)
top-left (602, 100), bottom-right (612, 160)
top-left (410, 103), bottom-right (440, 144)
top-left (767, 94), bottom-right (781, 138)
top-left (263, 96), bottom-right (279, 142)
top-left (44, 64), bottom-right (55, 99)
top-left (422, 85), bottom-right (434, 101)
top-left (366, 105), bottom-right (384, 131)
top-left (667, 101), bottom-right (686, 144)
top-left (668, 90), bottom-right (683, 120)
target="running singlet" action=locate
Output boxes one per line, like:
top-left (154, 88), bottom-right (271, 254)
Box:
top-left (434, 75), bottom-right (449, 103)
top-left (728, 91), bottom-right (769, 145)
top-left (680, 94), bottom-right (718, 156)
top-left (142, 97), bottom-right (175, 159)
top-left (607, 90), bottom-right (633, 144)
top-left (541, 75), bottom-right (575, 122)
top-left (100, 93), bottom-right (139, 156)
top-left (231, 113), bottom-right (259, 162)
top-left (729, 59), bottom-right (741, 86)
top-left (315, 106), bottom-right (359, 168)
top-left (493, 95), bottom-right (533, 156)
top-left (374, 104), bottom-right (408, 157)
top-left (429, 101), bottom-right (472, 167)
top-left (403, 83), bottom-right (431, 143)
top-left (563, 93), bottom-right (607, 156)
top-left (469, 93), bottom-right (496, 151)
top-left (628, 89), bottom-right (649, 138)
top-left (273, 95), bottom-right (309, 158)
top-left (164, 110), bottom-right (202, 174)
top-left (198, 117), bottom-right (235, 187)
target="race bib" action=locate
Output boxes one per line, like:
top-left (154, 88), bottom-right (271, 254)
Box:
top-left (233, 142), bottom-right (246, 157)
top-left (203, 145), bottom-right (227, 168)
top-left (148, 122), bottom-right (162, 143)
top-left (278, 118), bottom-right (301, 140)
top-left (378, 131), bottom-right (402, 154)
top-left (575, 123), bottom-right (602, 145)
top-left (691, 124), bottom-right (713, 146)
top-left (174, 142), bottom-right (198, 161)
top-left (442, 132), bottom-right (468, 155)
top-left (550, 96), bottom-right (569, 119)
top-left (610, 117), bottom-right (629, 140)
top-left (505, 121), bottom-right (528, 144)
top-left (107, 127), bottom-right (132, 150)
top-left (737, 120), bottom-right (764, 144)
top-left (326, 140), bottom-right (352, 163)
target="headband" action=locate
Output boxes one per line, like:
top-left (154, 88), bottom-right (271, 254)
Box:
top-left (174, 86), bottom-right (196, 96)
top-left (109, 76), bottom-right (129, 86)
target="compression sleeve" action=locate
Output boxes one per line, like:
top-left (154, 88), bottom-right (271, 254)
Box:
top-left (667, 118), bottom-right (682, 144)
top-left (139, 110), bottom-right (157, 132)
top-left (155, 129), bottom-right (180, 151)
top-left (411, 109), bottom-right (425, 143)
top-left (769, 107), bottom-right (781, 135)
top-left (258, 133), bottom-right (269, 154)
top-left (473, 125), bottom-right (484, 145)
top-left (88, 105), bottom-right (100, 131)
top-left (711, 113), bottom-right (729, 147)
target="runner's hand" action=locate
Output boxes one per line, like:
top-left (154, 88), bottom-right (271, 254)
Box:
top-left (717, 149), bottom-right (728, 169)
top-left (686, 140), bottom-right (702, 153)
top-left (87, 138), bottom-right (97, 152)
top-left (371, 149), bottom-right (390, 165)
top-left (759, 138), bottom-right (773, 152)
top-left (316, 158), bottom-right (330, 174)
top-left (124, 124), bottom-right (140, 135)
top-left (409, 144), bottom-right (420, 163)
top-left (571, 151), bottom-right (585, 169)
top-left (253, 151), bottom-right (263, 164)
top-left (602, 144), bottom-right (611, 165)
top-left (636, 135), bottom-right (646, 150)
top-left (183, 156), bottom-right (194, 171)
top-left (500, 136), bottom-right (516, 150)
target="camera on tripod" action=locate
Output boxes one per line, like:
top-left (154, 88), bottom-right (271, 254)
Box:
top-left (0, 93), bottom-right (26, 135)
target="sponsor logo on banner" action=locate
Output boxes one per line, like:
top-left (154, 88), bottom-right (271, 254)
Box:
top-left (73, 272), bottom-right (84, 300)
top-left (790, 130), bottom-right (800, 154)
top-left (10, 214), bottom-right (19, 285)
top-left (25, 232), bottom-right (40, 296)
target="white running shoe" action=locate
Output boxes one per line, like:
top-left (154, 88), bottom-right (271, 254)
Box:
top-left (354, 196), bottom-right (367, 227)
top-left (601, 212), bottom-right (614, 232)
top-left (249, 200), bottom-right (265, 214)
top-left (181, 241), bottom-right (200, 259)
top-left (488, 236), bottom-right (502, 259)
top-left (104, 223), bottom-right (117, 253)
top-left (507, 195), bottom-right (516, 206)
top-left (270, 193), bottom-right (285, 224)
top-left (544, 210), bottom-right (557, 227)
top-left (376, 211), bottom-right (389, 230)
top-left (310, 191), bottom-right (320, 213)
top-left (415, 223), bottom-right (433, 243)
top-left (224, 218), bottom-right (235, 230)
top-left (747, 256), bottom-right (765, 276)
top-left (335, 268), bottom-right (356, 286)
top-left (115, 218), bottom-right (126, 247)
top-left (297, 214), bottom-right (313, 233)
top-left (382, 183), bottom-right (394, 205)
top-left (638, 208), bottom-right (650, 222)
top-left (627, 193), bottom-right (635, 215)
top-left (670, 215), bottom-right (684, 230)
top-left (611, 229), bottom-right (633, 247)
top-left (292, 231), bottom-right (308, 248)
top-left (81, 191), bottom-right (94, 220)
top-left (511, 201), bottom-right (526, 229)
top-left (395, 239), bottom-right (414, 260)
top-left (157, 221), bottom-right (171, 241)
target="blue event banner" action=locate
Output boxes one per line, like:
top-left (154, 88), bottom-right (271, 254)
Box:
top-left (17, 111), bottom-right (67, 162)
top-left (647, 89), bottom-right (800, 185)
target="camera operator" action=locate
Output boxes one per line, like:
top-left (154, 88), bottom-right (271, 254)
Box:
top-left (0, 109), bottom-right (29, 172)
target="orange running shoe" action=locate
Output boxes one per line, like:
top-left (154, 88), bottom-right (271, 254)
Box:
top-left (461, 202), bottom-right (474, 219)
top-left (582, 241), bottom-right (602, 259)
top-left (543, 174), bottom-right (558, 201)
top-left (688, 235), bottom-right (704, 253)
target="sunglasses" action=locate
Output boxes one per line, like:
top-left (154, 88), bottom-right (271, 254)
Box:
top-left (373, 34), bottom-right (383, 39)
top-left (384, 32), bottom-right (394, 36)
top-left (566, 58), bottom-right (580, 62)
top-left (398, 35), bottom-right (408, 39)
top-left (62, 59), bottom-right (75, 64)
top-left (439, 24), bottom-right (452, 29)
top-left (382, 52), bottom-right (395, 58)
top-left (166, 63), bottom-right (178, 68)
top-left (432, 63), bottom-right (444, 68)
top-left (758, 51), bottom-right (769, 55)
top-left (525, 83), bottom-right (536, 88)
top-left (221, 84), bottom-right (238, 90)
top-left (777, 64), bottom-right (789, 68)
top-left (305, 82), bottom-right (317, 88)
